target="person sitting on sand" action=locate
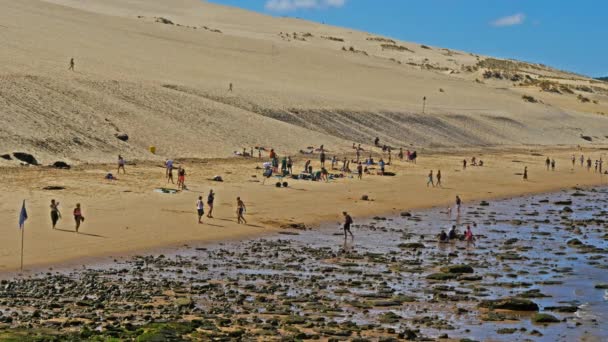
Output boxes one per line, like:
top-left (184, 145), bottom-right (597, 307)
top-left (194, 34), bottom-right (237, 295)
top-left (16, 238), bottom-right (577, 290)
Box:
top-left (236, 197), bottom-right (247, 224)
top-left (73, 203), bottom-right (84, 233)
top-left (471, 157), bottom-right (477, 166)
top-left (320, 167), bottom-right (329, 182)
top-left (478, 160), bottom-right (484, 166)
top-left (196, 196), bottom-right (204, 224)
top-left (438, 230), bottom-right (449, 243)
top-left (117, 155), bottom-right (126, 174)
top-left (342, 212), bottom-right (354, 239)
top-left (207, 190), bottom-right (215, 218)
top-left (448, 225), bottom-right (457, 240)
top-left (50, 199), bottom-right (61, 229)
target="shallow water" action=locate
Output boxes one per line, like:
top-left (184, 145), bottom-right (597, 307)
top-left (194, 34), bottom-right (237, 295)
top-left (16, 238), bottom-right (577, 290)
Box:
top-left (2, 187), bottom-right (607, 341)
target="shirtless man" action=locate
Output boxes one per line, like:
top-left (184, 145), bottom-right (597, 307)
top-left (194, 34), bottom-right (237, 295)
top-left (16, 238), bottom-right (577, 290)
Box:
top-left (236, 197), bottom-right (247, 224)
top-left (342, 212), bottom-right (354, 239)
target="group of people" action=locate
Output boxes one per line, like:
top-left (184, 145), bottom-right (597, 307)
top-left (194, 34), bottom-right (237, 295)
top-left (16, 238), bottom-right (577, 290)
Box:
top-left (426, 170), bottom-right (442, 187)
top-left (463, 157), bottom-right (484, 169)
top-left (49, 200), bottom-right (85, 233)
top-left (571, 154), bottom-right (604, 173)
top-left (439, 224), bottom-right (475, 245)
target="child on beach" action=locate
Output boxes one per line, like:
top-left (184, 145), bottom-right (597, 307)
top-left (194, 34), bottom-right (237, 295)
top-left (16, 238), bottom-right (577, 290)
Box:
top-left (117, 155), bottom-right (126, 174)
top-left (465, 225), bottom-right (475, 246)
top-left (196, 196), bottom-right (204, 224)
top-left (73, 203), bottom-right (84, 233)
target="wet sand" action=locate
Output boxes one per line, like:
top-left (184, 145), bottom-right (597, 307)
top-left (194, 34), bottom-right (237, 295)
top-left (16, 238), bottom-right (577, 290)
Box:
top-left (0, 186), bottom-right (606, 340)
top-left (1, 147), bottom-right (607, 272)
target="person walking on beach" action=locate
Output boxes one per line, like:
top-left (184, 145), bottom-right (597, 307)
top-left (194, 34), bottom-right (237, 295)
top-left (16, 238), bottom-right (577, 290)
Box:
top-left (342, 211), bottom-right (354, 240)
top-left (572, 155), bottom-right (576, 167)
top-left (196, 196), bottom-right (204, 224)
top-left (50, 199), bottom-right (61, 229)
top-left (229, 82), bottom-right (233, 92)
top-left (587, 157), bottom-right (592, 171)
top-left (523, 166), bottom-right (528, 181)
top-left (580, 155), bottom-right (585, 167)
top-left (165, 159), bottom-right (174, 178)
top-left (117, 155), bottom-right (126, 174)
top-left (399, 148), bottom-right (404, 160)
top-left (427, 170), bottom-right (434, 187)
top-left (456, 195), bottom-right (462, 213)
top-left (462, 159), bottom-right (467, 170)
top-left (357, 162), bottom-right (363, 180)
top-left (73, 203), bottom-right (84, 233)
top-left (236, 197), bottom-right (247, 224)
top-left (551, 159), bottom-right (556, 171)
top-left (207, 190), bottom-right (215, 218)
top-left (545, 157), bottom-right (551, 171)
top-left (68, 58), bottom-right (75, 71)
top-left (436, 170), bottom-right (442, 187)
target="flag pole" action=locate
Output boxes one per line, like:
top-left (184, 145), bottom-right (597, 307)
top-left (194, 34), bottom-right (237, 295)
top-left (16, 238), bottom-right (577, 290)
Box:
top-left (20, 225), bottom-right (24, 272)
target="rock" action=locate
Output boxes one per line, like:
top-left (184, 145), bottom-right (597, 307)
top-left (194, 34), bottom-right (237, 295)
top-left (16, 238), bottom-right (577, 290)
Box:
top-left (554, 200), bottom-right (572, 205)
top-left (51, 161), bottom-right (71, 169)
top-left (478, 298), bottom-right (539, 311)
top-left (562, 206), bottom-right (573, 213)
top-left (361, 195), bottom-right (369, 201)
top-left (426, 273), bottom-right (459, 281)
top-left (0, 154), bottom-right (11, 160)
top-left (13, 152), bottom-right (38, 165)
top-left (479, 201), bottom-right (490, 206)
top-left (156, 17), bottom-right (174, 25)
top-left (114, 133), bottom-right (129, 142)
top-left (531, 313), bottom-right (559, 323)
top-left (504, 238), bottom-right (519, 245)
top-left (400, 212), bottom-right (412, 217)
top-left (440, 264), bottom-right (474, 274)
top-left (42, 186), bottom-right (66, 191)
top-left (398, 243), bottom-right (425, 249)
top-left (545, 306), bottom-right (578, 313)
top-left (566, 239), bottom-right (583, 247)
top-left (595, 283), bottom-right (608, 289)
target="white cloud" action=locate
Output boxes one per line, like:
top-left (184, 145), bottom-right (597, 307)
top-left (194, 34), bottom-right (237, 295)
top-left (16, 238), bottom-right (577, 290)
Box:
top-left (491, 13), bottom-right (526, 27)
top-left (265, 0), bottom-right (346, 12)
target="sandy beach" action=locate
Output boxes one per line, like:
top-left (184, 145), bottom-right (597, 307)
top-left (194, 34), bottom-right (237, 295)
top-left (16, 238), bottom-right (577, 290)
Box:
top-left (1, 146), bottom-right (607, 272)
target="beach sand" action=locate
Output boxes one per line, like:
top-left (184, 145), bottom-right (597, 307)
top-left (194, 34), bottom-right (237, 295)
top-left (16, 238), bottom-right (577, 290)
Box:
top-left (1, 146), bottom-right (606, 272)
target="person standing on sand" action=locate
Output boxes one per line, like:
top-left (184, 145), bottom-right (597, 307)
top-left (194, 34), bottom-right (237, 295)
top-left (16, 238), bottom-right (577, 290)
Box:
top-left (572, 155), bottom-right (576, 167)
top-left (117, 155), bottom-right (126, 174)
top-left (196, 196), bottom-right (204, 224)
top-left (580, 155), bottom-right (585, 167)
top-left (50, 199), bottom-right (61, 229)
top-left (456, 195), bottom-right (462, 213)
top-left (587, 157), bottom-right (592, 171)
top-left (462, 159), bottom-right (467, 170)
top-left (73, 203), bottom-right (84, 233)
top-left (236, 197), bottom-right (247, 224)
top-left (545, 157), bottom-right (551, 171)
top-left (207, 190), bottom-right (215, 218)
top-left (465, 225), bottom-right (475, 246)
top-left (287, 157), bottom-right (293, 175)
top-left (551, 159), bottom-right (556, 171)
top-left (427, 170), bottom-right (434, 187)
top-left (357, 162), bottom-right (363, 180)
top-left (229, 82), bottom-right (233, 92)
top-left (342, 211), bottom-right (354, 240)
top-left (320, 150), bottom-right (326, 168)
top-left (436, 170), bottom-right (442, 187)
top-left (523, 166), bottom-right (528, 180)
top-left (399, 148), bottom-right (404, 160)
top-left (177, 167), bottom-right (186, 190)
top-left (68, 58), bottom-right (75, 71)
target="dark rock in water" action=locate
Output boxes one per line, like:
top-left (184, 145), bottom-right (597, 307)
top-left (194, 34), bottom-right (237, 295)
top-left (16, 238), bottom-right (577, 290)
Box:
top-left (426, 273), bottom-right (458, 281)
top-left (545, 305), bottom-right (579, 313)
top-left (504, 238), bottom-right (519, 246)
top-left (13, 152), bottom-right (38, 165)
top-left (595, 283), bottom-right (608, 289)
top-left (398, 242), bottom-right (425, 249)
top-left (531, 313), bottom-right (559, 323)
top-left (562, 206), bottom-right (573, 213)
top-left (52, 161), bottom-right (71, 169)
top-left (0, 154), bottom-right (11, 160)
top-left (479, 298), bottom-right (539, 311)
top-left (554, 200), bottom-right (572, 205)
top-left (398, 329), bottom-right (417, 340)
top-left (400, 212), bottom-right (412, 217)
top-left (479, 201), bottom-right (490, 206)
top-left (440, 264), bottom-right (474, 274)
top-left (567, 239), bottom-right (583, 247)
top-left (115, 133), bottom-right (129, 142)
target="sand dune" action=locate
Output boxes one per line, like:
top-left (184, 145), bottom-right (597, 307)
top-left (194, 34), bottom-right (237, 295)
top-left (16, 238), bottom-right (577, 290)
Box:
top-left (1, 0), bottom-right (607, 164)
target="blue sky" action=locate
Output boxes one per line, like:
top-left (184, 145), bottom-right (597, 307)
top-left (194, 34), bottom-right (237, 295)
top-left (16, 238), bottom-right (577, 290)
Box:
top-left (209, 0), bottom-right (607, 77)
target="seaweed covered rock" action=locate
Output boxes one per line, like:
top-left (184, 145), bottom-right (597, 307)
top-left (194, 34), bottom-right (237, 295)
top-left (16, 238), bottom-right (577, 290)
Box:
top-left (478, 298), bottom-right (539, 311)
top-left (532, 313), bottom-right (559, 323)
top-left (440, 264), bottom-right (474, 274)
